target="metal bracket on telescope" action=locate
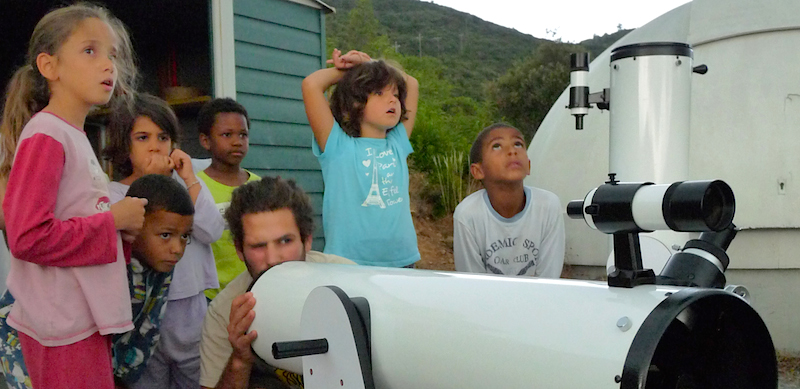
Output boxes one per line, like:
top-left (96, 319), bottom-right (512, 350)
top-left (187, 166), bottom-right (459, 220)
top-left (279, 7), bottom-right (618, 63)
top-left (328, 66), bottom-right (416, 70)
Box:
top-left (657, 224), bottom-right (737, 288)
top-left (272, 285), bottom-right (374, 389)
top-left (604, 175), bottom-right (656, 287)
top-left (589, 88), bottom-right (610, 111)
top-left (608, 232), bottom-right (657, 288)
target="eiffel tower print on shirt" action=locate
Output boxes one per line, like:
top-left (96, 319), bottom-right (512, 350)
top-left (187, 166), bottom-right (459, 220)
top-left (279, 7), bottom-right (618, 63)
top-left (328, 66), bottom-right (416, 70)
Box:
top-left (362, 153), bottom-right (386, 208)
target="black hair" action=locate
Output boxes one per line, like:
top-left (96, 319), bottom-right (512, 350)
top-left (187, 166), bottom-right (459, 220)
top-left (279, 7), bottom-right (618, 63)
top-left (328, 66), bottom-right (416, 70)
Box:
top-left (469, 122), bottom-right (524, 165)
top-left (197, 98), bottom-right (250, 136)
top-left (104, 93), bottom-right (181, 178)
top-left (225, 176), bottom-right (314, 250)
top-left (125, 174), bottom-right (194, 216)
top-left (329, 60), bottom-right (407, 137)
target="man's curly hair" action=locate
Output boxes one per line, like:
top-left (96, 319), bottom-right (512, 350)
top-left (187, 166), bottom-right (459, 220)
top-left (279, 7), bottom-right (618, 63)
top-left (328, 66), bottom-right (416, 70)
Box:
top-left (329, 60), bottom-right (407, 137)
top-left (225, 176), bottom-right (315, 250)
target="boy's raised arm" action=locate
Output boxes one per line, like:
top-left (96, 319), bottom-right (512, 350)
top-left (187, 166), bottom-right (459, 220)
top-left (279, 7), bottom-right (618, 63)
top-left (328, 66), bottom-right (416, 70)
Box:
top-left (403, 74), bottom-right (419, 137)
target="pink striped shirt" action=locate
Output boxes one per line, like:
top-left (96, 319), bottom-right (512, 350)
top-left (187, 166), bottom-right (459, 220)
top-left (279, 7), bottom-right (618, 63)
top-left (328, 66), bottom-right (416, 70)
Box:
top-left (3, 112), bottom-right (133, 347)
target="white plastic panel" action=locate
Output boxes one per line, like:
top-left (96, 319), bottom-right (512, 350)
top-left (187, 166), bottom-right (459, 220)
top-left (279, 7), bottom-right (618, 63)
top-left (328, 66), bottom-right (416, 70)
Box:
top-left (249, 262), bottom-right (682, 389)
top-left (689, 29), bottom-right (800, 228)
top-left (301, 286), bottom-right (369, 389)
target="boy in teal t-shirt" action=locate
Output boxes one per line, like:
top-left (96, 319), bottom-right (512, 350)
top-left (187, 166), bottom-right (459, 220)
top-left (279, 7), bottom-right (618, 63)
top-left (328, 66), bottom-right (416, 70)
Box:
top-left (197, 98), bottom-right (260, 299)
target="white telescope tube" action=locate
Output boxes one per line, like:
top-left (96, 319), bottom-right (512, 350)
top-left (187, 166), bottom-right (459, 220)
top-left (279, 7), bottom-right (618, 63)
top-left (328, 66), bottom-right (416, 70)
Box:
top-left (251, 263), bottom-right (668, 387)
top-left (249, 263), bottom-right (680, 388)
top-left (608, 43), bottom-right (692, 184)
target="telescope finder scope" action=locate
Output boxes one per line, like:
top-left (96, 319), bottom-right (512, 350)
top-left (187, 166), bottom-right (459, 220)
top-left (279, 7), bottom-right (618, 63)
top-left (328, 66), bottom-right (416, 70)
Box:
top-left (567, 179), bottom-right (735, 234)
top-left (568, 53), bottom-right (590, 130)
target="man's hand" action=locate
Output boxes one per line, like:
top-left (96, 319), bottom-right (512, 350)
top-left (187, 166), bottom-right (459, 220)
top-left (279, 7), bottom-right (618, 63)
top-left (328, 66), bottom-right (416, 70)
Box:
top-left (228, 292), bottom-right (259, 364)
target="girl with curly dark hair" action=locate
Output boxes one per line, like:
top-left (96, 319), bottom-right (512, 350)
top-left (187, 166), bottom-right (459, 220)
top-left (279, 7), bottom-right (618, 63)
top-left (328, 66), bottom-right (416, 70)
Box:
top-left (302, 49), bottom-right (420, 268)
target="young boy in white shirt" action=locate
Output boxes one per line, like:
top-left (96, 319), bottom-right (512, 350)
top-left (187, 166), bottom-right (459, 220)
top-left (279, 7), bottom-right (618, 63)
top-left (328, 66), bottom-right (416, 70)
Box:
top-left (453, 123), bottom-right (565, 277)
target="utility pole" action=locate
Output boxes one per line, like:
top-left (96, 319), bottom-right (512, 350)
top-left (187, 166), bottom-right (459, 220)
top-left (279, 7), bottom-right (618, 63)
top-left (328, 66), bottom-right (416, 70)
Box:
top-left (415, 33), bottom-right (422, 57)
top-left (432, 37), bottom-right (441, 57)
top-left (393, 41), bottom-right (401, 53)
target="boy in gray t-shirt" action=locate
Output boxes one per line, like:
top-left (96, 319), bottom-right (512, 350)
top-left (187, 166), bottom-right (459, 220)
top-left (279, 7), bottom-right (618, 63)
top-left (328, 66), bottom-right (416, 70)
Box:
top-left (453, 123), bottom-right (565, 277)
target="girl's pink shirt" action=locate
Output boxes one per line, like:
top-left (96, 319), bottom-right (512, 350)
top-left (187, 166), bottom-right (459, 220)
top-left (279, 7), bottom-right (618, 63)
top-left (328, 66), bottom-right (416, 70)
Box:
top-left (2, 112), bottom-right (133, 346)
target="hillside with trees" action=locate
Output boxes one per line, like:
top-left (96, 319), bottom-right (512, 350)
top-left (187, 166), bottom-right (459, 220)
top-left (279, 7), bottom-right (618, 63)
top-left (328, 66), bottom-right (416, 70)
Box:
top-left (322, 0), bottom-right (629, 215)
top-left (326, 0), bottom-right (546, 100)
top-left (325, 0), bottom-right (629, 101)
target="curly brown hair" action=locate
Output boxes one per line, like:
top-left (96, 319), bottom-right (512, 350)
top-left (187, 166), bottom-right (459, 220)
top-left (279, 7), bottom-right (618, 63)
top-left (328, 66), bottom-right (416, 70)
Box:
top-left (329, 60), bottom-right (407, 137)
top-left (225, 176), bottom-right (315, 250)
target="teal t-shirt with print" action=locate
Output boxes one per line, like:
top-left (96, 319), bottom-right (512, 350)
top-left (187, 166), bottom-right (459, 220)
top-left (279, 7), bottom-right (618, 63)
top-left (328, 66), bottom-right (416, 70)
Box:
top-left (312, 122), bottom-right (419, 267)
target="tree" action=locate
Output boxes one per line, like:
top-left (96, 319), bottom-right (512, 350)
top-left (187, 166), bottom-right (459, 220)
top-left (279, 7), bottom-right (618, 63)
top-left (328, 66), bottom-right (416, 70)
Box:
top-left (400, 55), bottom-right (490, 174)
top-left (486, 42), bottom-right (582, 140)
top-left (326, 0), bottom-right (392, 57)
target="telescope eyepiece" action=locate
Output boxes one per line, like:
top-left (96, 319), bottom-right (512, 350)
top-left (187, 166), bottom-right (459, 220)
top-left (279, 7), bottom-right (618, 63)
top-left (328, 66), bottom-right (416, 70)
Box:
top-left (566, 200), bottom-right (586, 219)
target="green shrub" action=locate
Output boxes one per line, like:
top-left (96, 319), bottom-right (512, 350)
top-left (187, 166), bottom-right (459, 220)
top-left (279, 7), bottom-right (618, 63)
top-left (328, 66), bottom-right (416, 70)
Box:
top-left (431, 150), bottom-right (475, 215)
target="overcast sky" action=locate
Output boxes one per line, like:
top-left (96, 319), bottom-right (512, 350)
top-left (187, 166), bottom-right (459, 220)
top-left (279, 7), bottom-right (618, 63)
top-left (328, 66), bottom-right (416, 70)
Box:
top-left (428, 0), bottom-right (692, 42)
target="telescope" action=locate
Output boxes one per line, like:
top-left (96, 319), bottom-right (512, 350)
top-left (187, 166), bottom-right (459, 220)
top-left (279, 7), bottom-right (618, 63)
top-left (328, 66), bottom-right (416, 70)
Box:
top-left (246, 177), bottom-right (776, 389)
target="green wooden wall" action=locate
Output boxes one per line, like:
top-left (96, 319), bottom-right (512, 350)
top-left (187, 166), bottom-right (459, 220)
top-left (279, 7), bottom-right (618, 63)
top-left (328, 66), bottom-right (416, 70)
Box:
top-left (233, 0), bottom-right (327, 250)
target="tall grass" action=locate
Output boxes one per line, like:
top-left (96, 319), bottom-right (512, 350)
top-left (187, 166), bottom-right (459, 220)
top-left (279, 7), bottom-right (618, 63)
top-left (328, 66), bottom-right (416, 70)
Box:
top-left (432, 150), bottom-right (476, 214)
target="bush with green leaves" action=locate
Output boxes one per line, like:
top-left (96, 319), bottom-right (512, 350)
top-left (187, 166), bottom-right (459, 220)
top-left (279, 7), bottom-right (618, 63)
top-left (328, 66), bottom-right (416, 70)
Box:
top-left (431, 150), bottom-right (476, 216)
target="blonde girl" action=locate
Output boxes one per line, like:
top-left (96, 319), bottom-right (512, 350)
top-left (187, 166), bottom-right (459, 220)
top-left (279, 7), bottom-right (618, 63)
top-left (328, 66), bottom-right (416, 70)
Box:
top-left (0, 4), bottom-right (146, 388)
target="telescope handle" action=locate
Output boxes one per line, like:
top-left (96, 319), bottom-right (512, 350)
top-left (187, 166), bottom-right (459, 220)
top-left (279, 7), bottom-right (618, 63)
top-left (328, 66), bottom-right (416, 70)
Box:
top-left (272, 338), bottom-right (329, 359)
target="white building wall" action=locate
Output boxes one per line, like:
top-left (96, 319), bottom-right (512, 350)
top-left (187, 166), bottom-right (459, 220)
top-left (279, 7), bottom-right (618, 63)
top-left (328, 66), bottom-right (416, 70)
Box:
top-left (527, 0), bottom-right (800, 351)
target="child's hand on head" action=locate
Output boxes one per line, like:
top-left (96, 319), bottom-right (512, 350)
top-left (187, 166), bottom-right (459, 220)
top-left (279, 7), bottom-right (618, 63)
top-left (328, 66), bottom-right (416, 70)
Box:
top-left (110, 196), bottom-right (148, 235)
top-left (170, 148), bottom-right (196, 184)
top-left (327, 49), bottom-right (371, 70)
top-left (142, 154), bottom-right (174, 176)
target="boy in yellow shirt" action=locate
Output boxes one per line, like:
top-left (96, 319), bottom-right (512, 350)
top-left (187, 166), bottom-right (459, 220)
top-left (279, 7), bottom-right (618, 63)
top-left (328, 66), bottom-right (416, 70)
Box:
top-left (197, 98), bottom-right (260, 299)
